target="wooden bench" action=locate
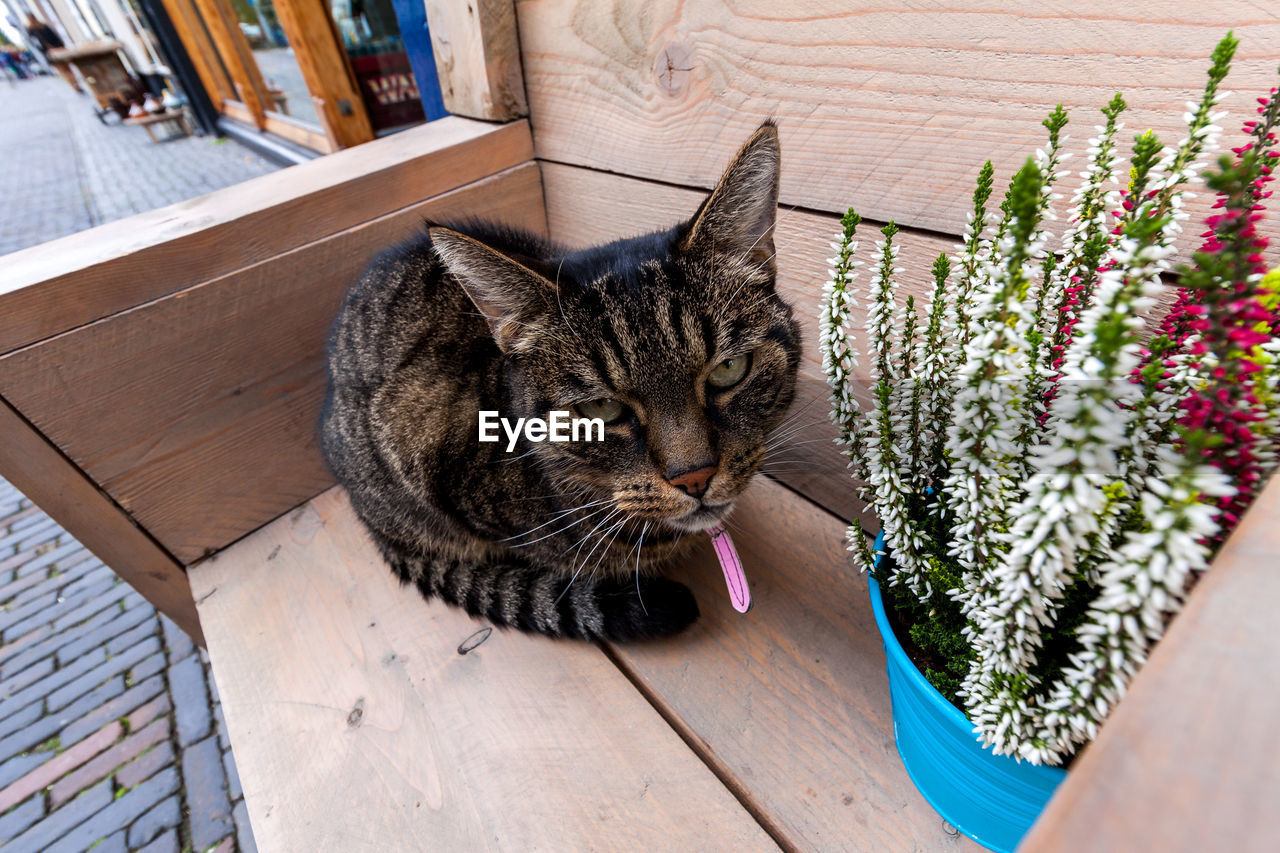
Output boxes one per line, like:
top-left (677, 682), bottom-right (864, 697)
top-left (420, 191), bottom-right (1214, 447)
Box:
top-left (124, 110), bottom-right (193, 143)
top-left (2, 3), bottom-right (1278, 850)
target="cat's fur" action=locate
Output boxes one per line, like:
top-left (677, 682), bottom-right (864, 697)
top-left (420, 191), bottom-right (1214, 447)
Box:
top-left (320, 122), bottom-right (799, 641)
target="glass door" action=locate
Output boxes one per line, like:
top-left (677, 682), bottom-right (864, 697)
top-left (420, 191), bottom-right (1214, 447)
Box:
top-left (329, 0), bottom-right (424, 134)
top-left (231, 0), bottom-right (322, 129)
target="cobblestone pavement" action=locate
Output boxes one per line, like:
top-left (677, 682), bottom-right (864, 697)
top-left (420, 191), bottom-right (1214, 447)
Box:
top-left (2, 73), bottom-right (272, 852)
top-left (0, 478), bottom-right (254, 853)
top-left (0, 74), bottom-right (281, 256)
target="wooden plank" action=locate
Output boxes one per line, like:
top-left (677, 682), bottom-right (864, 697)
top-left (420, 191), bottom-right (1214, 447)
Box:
top-left (190, 0), bottom-right (270, 125)
top-left (263, 112), bottom-right (335, 153)
top-left (0, 118), bottom-right (533, 355)
top-left (271, 0), bottom-right (375, 150)
top-left (157, 0), bottom-right (235, 109)
top-left (0, 163), bottom-right (546, 565)
top-left (542, 160), bottom-right (951, 525)
top-left (0, 398), bottom-right (203, 645)
top-left (607, 474), bottom-right (978, 851)
top-left (425, 0), bottom-right (528, 121)
top-left (220, 99), bottom-right (257, 126)
top-left (516, 0), bottom-right (1280, 247)
top-left (1020, 473), bottom-right (1280, 853)
top-left (190, 487), bottom-right (780, 852)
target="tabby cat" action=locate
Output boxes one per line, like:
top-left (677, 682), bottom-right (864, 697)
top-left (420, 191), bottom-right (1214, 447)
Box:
top-left (320, 122), bottom-right (800, 641)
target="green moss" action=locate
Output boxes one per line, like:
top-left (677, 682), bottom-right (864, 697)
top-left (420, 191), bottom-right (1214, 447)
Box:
top-left (34, 736), bottom-right (62, 754)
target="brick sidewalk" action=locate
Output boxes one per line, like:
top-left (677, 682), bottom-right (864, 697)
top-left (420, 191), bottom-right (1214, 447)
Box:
top-left (1, 70), bottom-right (275, 853)
top-left (0, 75), bottom-right (280, 256)
top-left (0, 479), bottom-right (253, 852)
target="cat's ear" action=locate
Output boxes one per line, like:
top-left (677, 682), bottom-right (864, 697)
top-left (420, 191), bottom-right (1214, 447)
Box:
top-left (429, 227), bottom-right (555, 352)
top-left (681, 121), bottom-right (780, 272)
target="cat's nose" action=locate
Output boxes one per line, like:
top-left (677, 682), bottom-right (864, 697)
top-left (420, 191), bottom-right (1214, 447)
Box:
top-left (666, 464), bottom-right (717, 499)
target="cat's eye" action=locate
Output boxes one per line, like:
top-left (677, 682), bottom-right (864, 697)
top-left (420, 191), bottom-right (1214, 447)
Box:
top-left (708, 354), bottom-right (751, 389)
top-left (576, 397), bottom-right (628, 424)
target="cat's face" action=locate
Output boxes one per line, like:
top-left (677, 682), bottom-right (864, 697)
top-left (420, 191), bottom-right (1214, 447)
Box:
top-left (433, 123), bottom-right (798, 533)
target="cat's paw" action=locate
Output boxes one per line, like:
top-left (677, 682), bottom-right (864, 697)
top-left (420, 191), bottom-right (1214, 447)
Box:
top-left (595, 576), bottom-right (699, 641)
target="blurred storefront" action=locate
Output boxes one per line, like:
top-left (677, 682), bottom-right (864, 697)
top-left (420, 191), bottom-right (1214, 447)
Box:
top-left (158, 0), bottom-right (448, 154)
top-left (5, 0), bottom-right (447, 157)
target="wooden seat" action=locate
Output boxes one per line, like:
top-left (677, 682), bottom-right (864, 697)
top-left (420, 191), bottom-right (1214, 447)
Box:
top-left (190, 477), bottom-right (973, 851)
top-left (3, 3), bottom-right (1279, 851)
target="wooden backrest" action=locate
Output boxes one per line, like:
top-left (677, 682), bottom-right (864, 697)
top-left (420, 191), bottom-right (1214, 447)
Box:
top-left (0, 117), bottom-right (541, 637)
top-left (515, 0), bottom-right (1280, 523)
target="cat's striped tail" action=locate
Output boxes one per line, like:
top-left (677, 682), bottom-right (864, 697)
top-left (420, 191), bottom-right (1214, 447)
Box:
top-left (375, 538), bottom-right (699, 642)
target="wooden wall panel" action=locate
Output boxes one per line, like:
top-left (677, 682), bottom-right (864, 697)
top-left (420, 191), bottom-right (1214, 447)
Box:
top-left (190, 487), bottom-right (780, 852)
top-left (0, 163), bottom-right (546, 564)
top-left (1021, 472), bottom-right (1280, 853)
top-left (0, 118), bottom-right (533, 355)
top-left (0, 399), bottom-right (203, 644)
top-left (542, 160), bottom-right (953, 524)
top-left (517, 0), bottom-right (1280, 248)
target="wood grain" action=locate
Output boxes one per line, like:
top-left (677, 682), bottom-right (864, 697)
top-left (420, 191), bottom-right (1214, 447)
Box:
top-left (517, 0), bottom-right (1280, 248)
top-left (543, 160), bottom-right (949, 525)
top-left (0, 118), bottom-right (532, 355)
top-left (1020, 472), bottom-right (1280, 853)
top-left (608, 474), bottom-right (977, 851)
top-left (0, 163), bottom-right (545, 565)
top-left (271, 0), bottom-right (375, 149)
top-left (190, 487), bottom-right (780, 853)
top-left (426, 0), bottom-right (529, 120)
top-left (0, 398), bottom-right (203, 645)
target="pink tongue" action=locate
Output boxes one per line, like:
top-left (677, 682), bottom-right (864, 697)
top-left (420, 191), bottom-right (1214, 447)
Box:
top-left (707, 524), bottom-right (751, 613)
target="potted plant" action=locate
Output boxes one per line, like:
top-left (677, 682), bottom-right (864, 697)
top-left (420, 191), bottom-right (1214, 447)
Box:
top-left (819, 33), bottom-right (1280, 852)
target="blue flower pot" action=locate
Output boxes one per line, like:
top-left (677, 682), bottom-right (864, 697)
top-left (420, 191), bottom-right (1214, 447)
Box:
top-left (869, 532), bottom-right (1066, 853)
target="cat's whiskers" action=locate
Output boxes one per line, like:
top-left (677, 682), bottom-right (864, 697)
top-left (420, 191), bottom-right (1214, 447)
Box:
top-left (769, 393), bottom-right (821, 432)
top-left (764, 419), bottom-right (825, 452)
top-left (765, 436), bottom-right (833, 455)
top-left (585, 514), bottom-right (631, 586)
top-left (764, 419), bottom-right (820, 448)
top-left (556, 508), bottom-right (625, 605)
top-left (633, 521), bottom-right (650, 615)
top-left (507, 502), bottom-right (614, 548)
top-left (766, 397), bottom-right (824, 435)
top-left (491, 447), bottom-right (540, 464)
top-left (761, 463), bottom-right (827, 471)
top-left (564, 506), bottom-right (623, 565)
top-left (762, 404), bottom-right (824, 445)
top-left (499, 496), bottom-right (611, 541)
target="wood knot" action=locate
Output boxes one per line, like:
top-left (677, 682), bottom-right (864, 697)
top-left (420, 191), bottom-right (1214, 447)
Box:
top-left (347, 697), bottom-right (365, 728)
top-left (654, 42), bottom-right (694, 97)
